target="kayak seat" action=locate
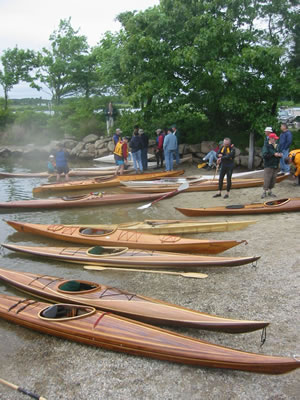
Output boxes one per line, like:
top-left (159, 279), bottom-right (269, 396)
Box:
top-left (225, 205), bottom-right (245, 209)
top-left (42, 305), bottom-right (68, 318)
top-left (87, 246), bottom-right (105, 255)
top-left (59, 280), bottom-right (97, 292)
top-left (80, 228), bottom-right (107, 235)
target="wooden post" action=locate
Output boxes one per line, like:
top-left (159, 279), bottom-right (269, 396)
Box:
top-left (248, 132), bottom-right (255, 170)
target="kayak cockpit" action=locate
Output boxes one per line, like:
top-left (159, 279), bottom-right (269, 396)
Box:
top-left (86, 245), bottom-right (128, 256)
top-left (264, 198), bottom-right (290, 207)
top-left (39, 304), bottom-right (95, 320)
top-left (80, 227), bottom-right (115, 236)
top-left (58, 280), bottom-right (100, 294)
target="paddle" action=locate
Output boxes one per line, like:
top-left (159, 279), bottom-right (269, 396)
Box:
top-left (83, 265), bottom-right (208, 279)
top-left (0, 378), bottom-right (47, 400)
top-left (137, 181), bottom-right (189, 210)
top-left (212, 163), bottom-right (219, 180)
top-left (197, 162), bottom-right (207, 169)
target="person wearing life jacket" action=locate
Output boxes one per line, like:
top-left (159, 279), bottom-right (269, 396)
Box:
top-left (285, 149), bottom-right (300, 185)
top-left (113, 136), bottom-right (129, 175)
top-left (213, 138), bottom-right (235, 199)
top-left (154, 129), bottom-right (164, 169)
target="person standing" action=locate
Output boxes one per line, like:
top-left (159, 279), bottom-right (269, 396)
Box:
top-left (213, 138), bottom-right (235, 199)
top-left (279, 123), bottom-right (293, 174)
top-left (171, 124), bottom-right (181, 166)
top-left (261, 133), bottom-right (282, 198)
top-left (129, 130), bottom-right (143, 174)
top-left (163, 128), bottom-right (178, 171)
top-left (154, 129), bottom-right (164, 169)
top-left (139, 129), bottom-right (149, 171)
top-left (55, 143), bottom-right (70, 182)
top-left (113, 136), bottom-right (129, 175)
top-left (113, 128), bottom-right (122, 146)
top-left (264, 127), bottom-right (273, 144)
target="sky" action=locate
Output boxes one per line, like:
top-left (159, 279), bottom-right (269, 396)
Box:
top-left (0, 0), bottom-right (160, 99)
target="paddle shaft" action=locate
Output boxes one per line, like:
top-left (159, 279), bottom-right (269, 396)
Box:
top-left (138, 182), bottom-right (189, 209)
top-left (83, 265), bottom-right (207, 279)
top-left (0, 378), bottom-right (47, 400)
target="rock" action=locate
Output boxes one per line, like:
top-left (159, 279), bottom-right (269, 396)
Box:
top-left (107, 141), bottom-right (115, 152)
top-left (239, 155), bottom-right (248, 168)
top-left (85, 143), bottom-right (95, 153)
top-left (78, 150), bottom-right (94, 159)
top-left (63, 140), bottom-right (78, 150)
top-left (188, 143), bottom-right (202, 153)
top-left (94, 139), bottom-right (106, 149)
top-left (82, 134), bottom-right (99, 143)
top-left (70, 142), bottom-right (85, 157)
top-left (234, 147), bottom-right (241, 156)
top-left (200, 141), bottom-right (215, 153)
top-left (95, 148), bottom-right (109, 158)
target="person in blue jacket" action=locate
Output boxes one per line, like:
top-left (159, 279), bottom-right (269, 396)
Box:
top-left (163, 128), bottom-right (178, 171)
top-left (55, 143), bottom-right (70, 182)
top-left (279, 123), bottom-right (293, 174)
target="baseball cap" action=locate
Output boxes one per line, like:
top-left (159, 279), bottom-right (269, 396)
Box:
top-left (49, 155), bottom-right (54, 159)
top-left (269, 133), bottom-right (279, 139)
top-left (264, 127), bottom-right (273, 132)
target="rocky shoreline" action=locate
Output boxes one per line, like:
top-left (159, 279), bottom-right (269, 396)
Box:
top-left (0, 133), bottom-right (263, 168)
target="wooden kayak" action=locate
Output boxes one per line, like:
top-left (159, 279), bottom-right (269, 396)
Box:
top-left (0, 267), bottom-right (267, 332)
top-left (2, 243), bottom-right (260, 268)
top-left (0, 169), bottom-right (132, 179)
top-left (0, 294), bottom-right (299, 374)
top-left (32, 170), bottom-right (184, 194)
top-left (0, 192), bottom-right (167, 211)
top-left (5, 220), bottom-right (247, 254)
top-left (65, 219), bottom-right (257, 234)
top-left (176, 198), bottom-right (300, 216)
top-left (120, 175), bottom-right (288, 193)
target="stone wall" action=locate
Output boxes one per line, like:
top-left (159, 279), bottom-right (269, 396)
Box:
top-left (0, 135), bottom-right (263, 167)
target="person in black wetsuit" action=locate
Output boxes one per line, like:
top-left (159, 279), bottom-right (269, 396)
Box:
top-left (213, 138), bottom-right (235, 199)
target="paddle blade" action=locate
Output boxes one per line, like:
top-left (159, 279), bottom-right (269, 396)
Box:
top-left (137, 202), bottom-right (152, 210)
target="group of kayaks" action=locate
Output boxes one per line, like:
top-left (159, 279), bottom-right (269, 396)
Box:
top-left (0, 167), bottom-right (299, 375)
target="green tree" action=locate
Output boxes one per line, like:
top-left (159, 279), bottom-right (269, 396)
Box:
top-left (0, 47), bottom-right (38, 109)
top-left (38, 18), bottom-right (90, 104)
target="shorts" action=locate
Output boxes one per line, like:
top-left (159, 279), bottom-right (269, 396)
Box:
top-left (116, 160), bottom-right (124, 165)
top-left (56, 165), bottom-right (69, 175)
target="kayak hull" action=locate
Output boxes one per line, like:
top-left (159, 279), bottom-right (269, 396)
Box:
top-left (121, 176), bottom-right (288, 193)
top-left (2, 243), bottom-right (260, 268)
top-left (0, 267), bottom-right (268, 332)
top-left (0, 294), bottom-right (298, 374)
top-left (0, 192), bottom-right (167, 211)
top-left (176, 198), bottom-right (300, 216)
top-left (5, 220), bottom-right (247, 254)
top-left (32, 170), bottom-right (185, 194)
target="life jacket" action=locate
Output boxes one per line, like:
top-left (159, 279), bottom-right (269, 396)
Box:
top-left (114, 140), bottom-right (128, 158)
top-left (220, 145), bottom-right (231, 154)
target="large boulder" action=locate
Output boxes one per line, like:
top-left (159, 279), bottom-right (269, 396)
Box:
top-left (187, 143), bottom-right (202, 154)
top-left (63, 139), bottom-right (78, 150)
top-left (107, 141), bottom-right (115, 152)
top-left (201, 141), bottom-right (216, 153)
top-left (94, 139), bottom-right (106, 149)
top-left (70, 142), bottom-right (85, 157)
top-left (95, 148), bottom-right (109, 158)
top-left (82, 134), bottom-right (99, 144)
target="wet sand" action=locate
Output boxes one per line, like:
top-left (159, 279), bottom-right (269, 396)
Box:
top-left (0, 166), bottom-right (299, 399)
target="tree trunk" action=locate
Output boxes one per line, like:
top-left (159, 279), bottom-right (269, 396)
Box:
top-left (248, 132), bottom-right (255, 170)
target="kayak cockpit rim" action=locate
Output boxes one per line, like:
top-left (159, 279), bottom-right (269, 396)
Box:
top-left (264, 198), bottom-right (290, 207)
top-left (79, 227), bottom-right (117, 236)
top-left (86, 245), bottom-right (128, 257)
top-left (57, 280), bottom-right (101, 294)
top-left (39, 304), bottom-right (96, 321)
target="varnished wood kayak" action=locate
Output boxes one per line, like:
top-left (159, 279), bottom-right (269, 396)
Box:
top-left (0, 267), bottom-right (267, 332)
top-left (2, 243), bottom-right (260, 268)
top-left (121, 175), bottom-right (288, 193)
top-left (32, 170), bottom-right (184, 194)
top-left (65, 219), bottom-right (257, 234)
top-left (0, 192), bottom-right (167, 211)
top-left (176, 198), bottom-right (300, 216)
top-left (5, 220), bottom-right (247, 254)
top-left (0, 294), bottom-right (299, 374)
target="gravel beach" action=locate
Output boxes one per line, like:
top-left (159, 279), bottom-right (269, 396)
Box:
top-left (0, 167), bottom-right (299, 400)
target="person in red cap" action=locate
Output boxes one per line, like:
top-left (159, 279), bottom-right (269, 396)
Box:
top-left (261, 133), bottom-right (282, 198)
